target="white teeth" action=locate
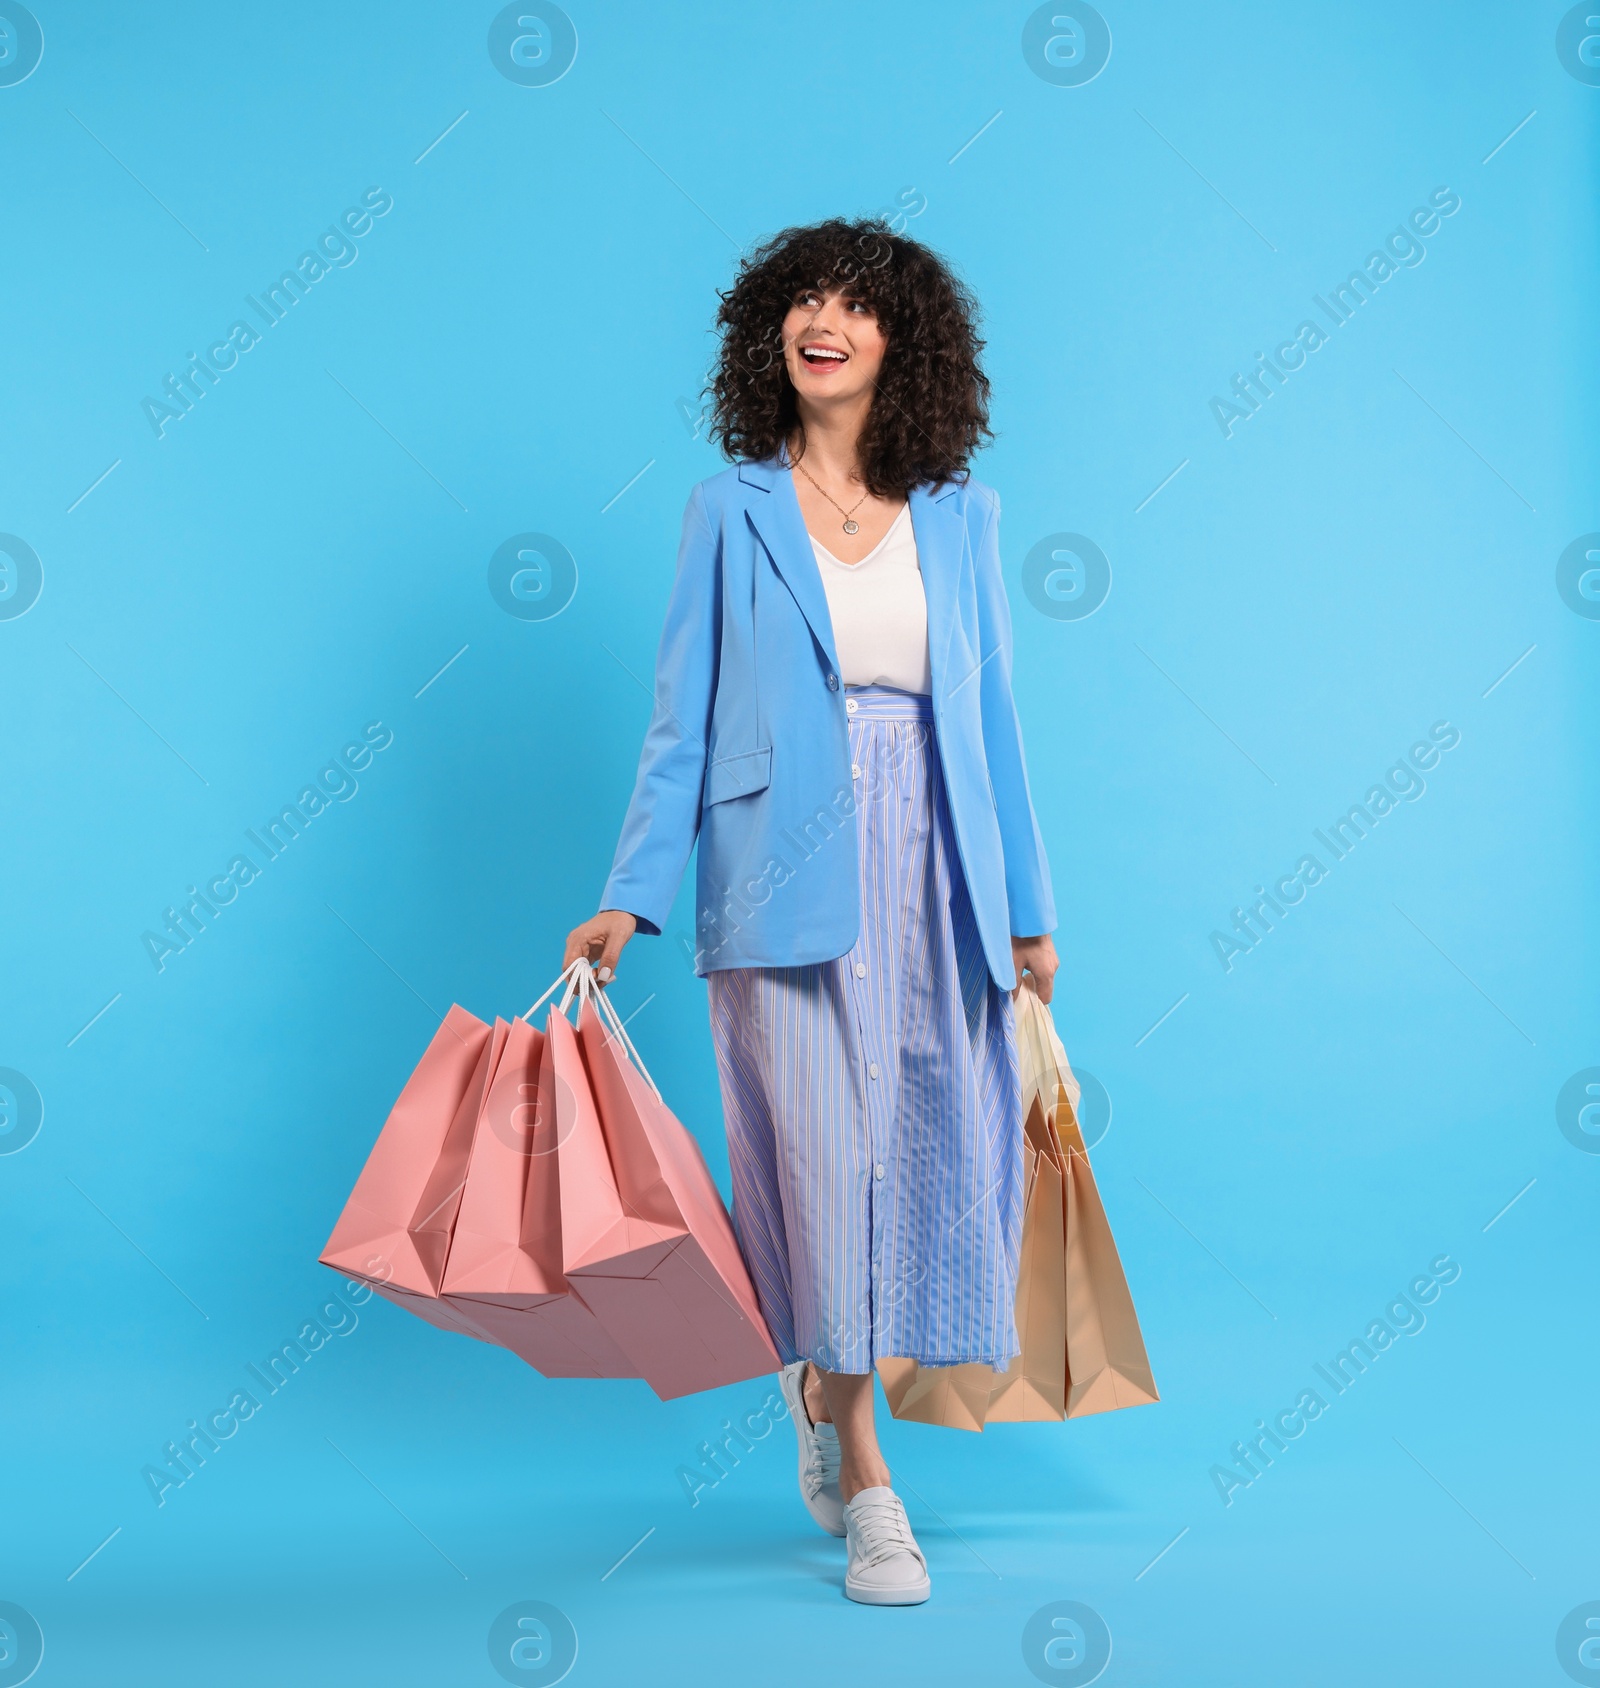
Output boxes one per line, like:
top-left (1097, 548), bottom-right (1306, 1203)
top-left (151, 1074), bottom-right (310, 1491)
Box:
top-left (803, 347), bottom-right (846, 361)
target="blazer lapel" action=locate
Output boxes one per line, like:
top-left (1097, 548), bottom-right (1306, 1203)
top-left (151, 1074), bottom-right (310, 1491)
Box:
top-left (909, 481), bottom-right (963, 707)
top-left (740, 459), bottom-right (841, 679)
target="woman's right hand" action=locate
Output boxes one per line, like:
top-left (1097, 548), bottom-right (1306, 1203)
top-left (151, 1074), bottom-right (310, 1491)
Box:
top-left (562, 909), bottom-right (638, 984)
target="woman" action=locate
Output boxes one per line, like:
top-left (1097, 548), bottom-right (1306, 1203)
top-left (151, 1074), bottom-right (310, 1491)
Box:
top-left (563, 217), bottom-right (1057, 1606)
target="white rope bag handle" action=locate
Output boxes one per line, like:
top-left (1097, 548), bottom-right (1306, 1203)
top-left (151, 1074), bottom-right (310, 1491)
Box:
top-left (521, 958), bottom-right (662, 1103)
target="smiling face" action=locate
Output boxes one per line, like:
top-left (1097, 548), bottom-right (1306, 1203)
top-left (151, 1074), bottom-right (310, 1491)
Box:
top-left (780, 285), bottom-right (887, 409)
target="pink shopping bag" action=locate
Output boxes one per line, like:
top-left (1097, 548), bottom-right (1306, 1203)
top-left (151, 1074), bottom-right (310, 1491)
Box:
top-left (439, 1013), bottom-right (636, 1378)
top-left (320, 1004), bottom-right (500, 1344)
top-left (534, 962), bottom-right (779, 1400)
top-left (324, 961), bottom-right (780, 1402)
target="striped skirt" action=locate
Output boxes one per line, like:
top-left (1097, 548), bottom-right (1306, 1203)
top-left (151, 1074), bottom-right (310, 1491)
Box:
top-left (707, 685), bottom-right (1024, 1375)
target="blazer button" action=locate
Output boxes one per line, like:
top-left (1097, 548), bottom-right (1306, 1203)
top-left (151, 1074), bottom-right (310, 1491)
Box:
top-left (826, 673), bottom-right (840, 691)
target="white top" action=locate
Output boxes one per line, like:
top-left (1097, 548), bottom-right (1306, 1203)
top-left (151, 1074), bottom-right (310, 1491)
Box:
top-left (808, 504), bottom-right (932, 695)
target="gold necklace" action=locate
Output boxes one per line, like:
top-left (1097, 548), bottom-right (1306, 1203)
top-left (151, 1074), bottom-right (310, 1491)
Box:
top-left (793, 459), bottom-right (870, 535)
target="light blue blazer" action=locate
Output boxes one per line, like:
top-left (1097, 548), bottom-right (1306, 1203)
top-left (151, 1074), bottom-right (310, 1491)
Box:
top-left (599, 458), bottom-right (1056, 990)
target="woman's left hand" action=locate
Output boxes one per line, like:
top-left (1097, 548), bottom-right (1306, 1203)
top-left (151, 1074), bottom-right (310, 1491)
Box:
top-left (1010, 934), bottom-right (1059, 1004)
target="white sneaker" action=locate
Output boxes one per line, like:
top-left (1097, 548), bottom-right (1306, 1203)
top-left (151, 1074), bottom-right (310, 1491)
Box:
top-left (843, 1486), bottom-right (931, 1605)
top-left (778, 1359), bottom-right (845, 1536)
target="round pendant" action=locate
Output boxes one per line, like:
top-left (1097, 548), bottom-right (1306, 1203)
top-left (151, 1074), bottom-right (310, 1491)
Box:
top-left (843, 519), bottom-right (859, 534)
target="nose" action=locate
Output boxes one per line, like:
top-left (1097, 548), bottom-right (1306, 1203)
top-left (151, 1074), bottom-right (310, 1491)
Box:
top-left (807, 290), bottom-right (847, 333)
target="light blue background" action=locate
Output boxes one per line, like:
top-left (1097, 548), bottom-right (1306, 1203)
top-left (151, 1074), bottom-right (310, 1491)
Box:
top-left (2, 3), bottom-right (1596, 1684)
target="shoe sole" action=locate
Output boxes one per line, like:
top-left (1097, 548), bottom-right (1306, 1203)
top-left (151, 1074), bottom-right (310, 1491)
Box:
top-left (778, 1363), bottom-right (846, 1538)
top-left (844, 1575), bottom-right (931, 1606)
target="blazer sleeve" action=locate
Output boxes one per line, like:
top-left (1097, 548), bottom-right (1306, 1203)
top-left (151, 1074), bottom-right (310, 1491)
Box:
top-left (971, 488), bottom-right (1058, 937)
top-left (597, 484), bottom-right (720, 936)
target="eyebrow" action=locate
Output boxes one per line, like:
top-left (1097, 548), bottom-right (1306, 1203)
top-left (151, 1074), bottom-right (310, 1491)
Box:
top-left (796, 285), bottom-right (872, 306)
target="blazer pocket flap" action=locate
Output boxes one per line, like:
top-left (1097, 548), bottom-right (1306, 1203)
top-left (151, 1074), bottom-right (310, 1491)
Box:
top-left (705, 746), bottom-right (772, 805)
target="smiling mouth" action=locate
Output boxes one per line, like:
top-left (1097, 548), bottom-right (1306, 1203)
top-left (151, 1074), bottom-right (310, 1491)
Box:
top-left (800, 345), bottom-right (848, 368)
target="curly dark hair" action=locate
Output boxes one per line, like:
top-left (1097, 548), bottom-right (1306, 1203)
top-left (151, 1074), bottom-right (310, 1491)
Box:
top-left (707, 217), bottom-right (992, 499)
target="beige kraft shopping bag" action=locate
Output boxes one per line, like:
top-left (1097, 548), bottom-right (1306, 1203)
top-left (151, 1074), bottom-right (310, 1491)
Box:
top-left (1056, 1107), bottom-right (1159, 1418)
top-left (878, 984), bottom-right (1158, 1428)
top-left (982, 1098), bottom-right (1070, 1422)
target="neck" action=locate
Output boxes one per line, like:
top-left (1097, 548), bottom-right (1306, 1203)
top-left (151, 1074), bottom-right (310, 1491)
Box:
top-left (791, 394), bottom-right (872, 485)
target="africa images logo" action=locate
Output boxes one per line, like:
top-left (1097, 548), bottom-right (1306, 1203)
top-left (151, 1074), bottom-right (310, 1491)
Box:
top-left (1022, 533), bottom-right (1112, 621)
top-left (487, 3), bottom-right (578, 86)
top-left (487, 1601), bottom-right (577, 1686)
top-left (1209, 188), bottom-right (1462, 439)
top-left (1210, 1254), bottom-right (1461, 1506)
top-left (0, 533), bottom-right (43, 621)
top-left (0, 1601), bottom-right (44, 1687)
top-left (1022, 3), bottom-right (1112, 86)
top-left (1557, 534), bottom-right (1600, 619)
top-left (1210, 721), bottom-right (1461, 972)
top-left (141, 721), bottom-right (393, 973)
top-left (141, 188), bottom-right (394, 439)
top-left (0, 2), bottom-right (43, 87)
